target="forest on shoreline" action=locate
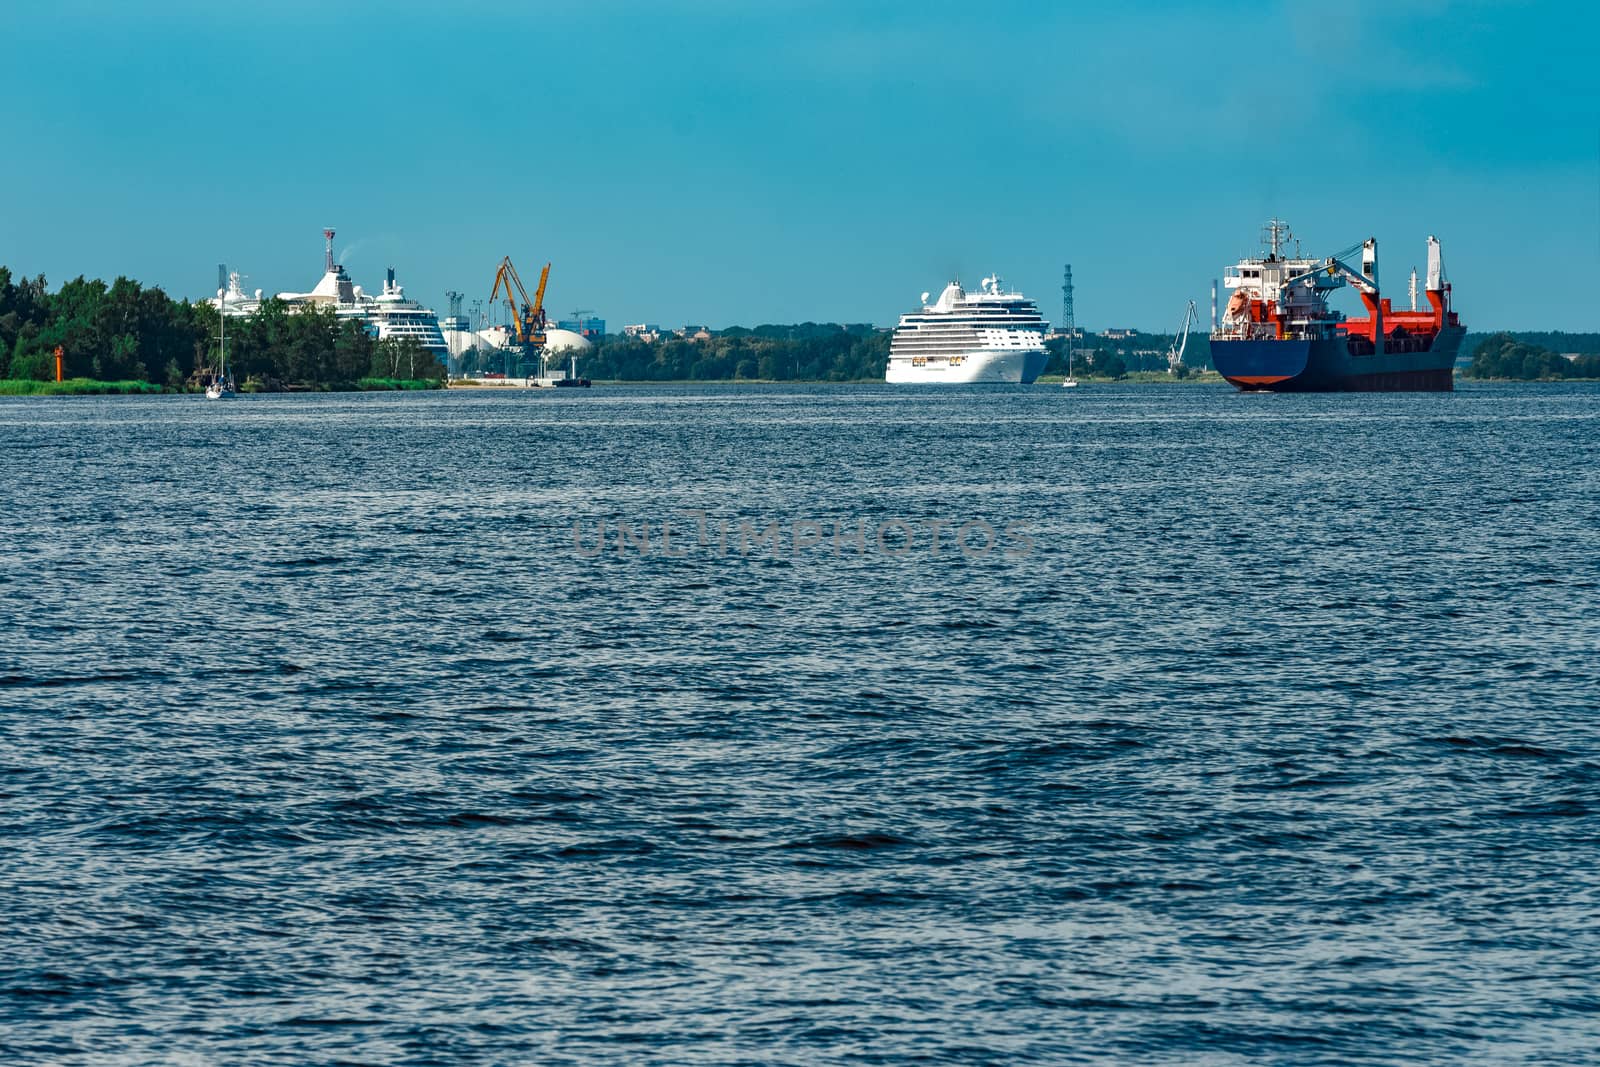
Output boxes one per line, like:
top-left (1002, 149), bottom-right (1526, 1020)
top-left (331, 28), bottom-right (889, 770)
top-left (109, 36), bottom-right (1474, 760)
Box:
top-left (0, 268), bottom-right (444, 390)
top-left (1463, 333), bottom-right (1600, 380)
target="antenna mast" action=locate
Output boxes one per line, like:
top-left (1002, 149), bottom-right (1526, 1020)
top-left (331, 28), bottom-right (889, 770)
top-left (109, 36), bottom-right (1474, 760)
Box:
top-left (1061, 263), bottom-right (1075, 377)
top-left (1261, 218), bottom-right (1292, 260)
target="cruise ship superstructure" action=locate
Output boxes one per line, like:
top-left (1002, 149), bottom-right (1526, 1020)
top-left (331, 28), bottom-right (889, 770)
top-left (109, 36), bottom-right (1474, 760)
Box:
top-left (210, 229), bottom-right (449, 363)
top-left (887, 276), bottom-right (1049, 384)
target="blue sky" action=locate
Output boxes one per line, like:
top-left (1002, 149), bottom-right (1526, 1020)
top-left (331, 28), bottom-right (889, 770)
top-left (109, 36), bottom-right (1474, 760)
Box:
top-left (1, 0), bottom-right (1596, 330)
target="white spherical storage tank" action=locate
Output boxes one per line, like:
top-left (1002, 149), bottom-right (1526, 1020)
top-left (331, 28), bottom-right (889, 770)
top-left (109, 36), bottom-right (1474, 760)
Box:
top-left (543, 329), bottom-right (593, 352)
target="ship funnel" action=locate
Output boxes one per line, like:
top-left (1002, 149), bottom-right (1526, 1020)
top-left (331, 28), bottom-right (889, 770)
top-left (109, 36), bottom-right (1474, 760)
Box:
top-left (1426, 236), bottom-right (1443, 291)
top-left (1361, 238), bottom-right (1378, 290)
top-left (386, 266), bottom-right (396, 290)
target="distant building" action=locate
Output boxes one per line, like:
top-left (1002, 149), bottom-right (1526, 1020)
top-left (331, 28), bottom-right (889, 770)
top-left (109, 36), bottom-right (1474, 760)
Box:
top-left (675, 325), bottom-right (713, 341)
top-left (622, 323), bottom-right (662, 342)
top-left (556, 316), bottom-right (606, 339)
top-left (1100, 328), bottom-right (1137, 340)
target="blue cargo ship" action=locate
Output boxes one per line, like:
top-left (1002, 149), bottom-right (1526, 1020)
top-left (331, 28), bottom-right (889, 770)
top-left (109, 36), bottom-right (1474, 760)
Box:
top-left (1210, 221), bottom-right (1464, 392)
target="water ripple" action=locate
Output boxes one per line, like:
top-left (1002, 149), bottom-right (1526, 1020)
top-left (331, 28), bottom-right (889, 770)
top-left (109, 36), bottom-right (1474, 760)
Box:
top-left (1, 383), bottom-right (1598, 1063)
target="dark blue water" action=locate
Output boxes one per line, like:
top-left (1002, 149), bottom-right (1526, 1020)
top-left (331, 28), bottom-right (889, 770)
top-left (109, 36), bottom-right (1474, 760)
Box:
top-left (3, 382), bottom-right (1598, 1064)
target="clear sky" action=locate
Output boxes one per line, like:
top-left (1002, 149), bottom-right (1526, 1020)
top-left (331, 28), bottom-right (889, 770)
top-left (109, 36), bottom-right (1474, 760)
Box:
top-left (2, 0), bottom-right (1596, 331)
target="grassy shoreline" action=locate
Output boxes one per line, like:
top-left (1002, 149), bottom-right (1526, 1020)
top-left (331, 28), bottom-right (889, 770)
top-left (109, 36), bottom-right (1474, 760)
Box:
top-left (0, 377), bottom-right (444, 396)
top-left (0, 379), bottom-right (170, 396)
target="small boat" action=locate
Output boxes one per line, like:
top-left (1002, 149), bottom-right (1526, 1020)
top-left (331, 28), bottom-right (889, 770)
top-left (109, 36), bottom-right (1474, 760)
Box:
top-left (206, 265), bottom-right (237, 399)
top-left (1062, 340), bottom-right (1078, 388)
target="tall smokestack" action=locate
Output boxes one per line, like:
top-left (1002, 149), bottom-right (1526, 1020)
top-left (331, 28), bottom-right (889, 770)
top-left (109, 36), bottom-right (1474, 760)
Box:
top-left (323, 228), bottom-right (336, 272)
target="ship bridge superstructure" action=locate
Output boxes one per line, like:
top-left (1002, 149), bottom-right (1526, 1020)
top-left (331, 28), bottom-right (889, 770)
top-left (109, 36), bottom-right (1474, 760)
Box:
top-left (353, 267), bottom-right (450, 356)
top-left (1214, 220), bottom-right (1339, 342)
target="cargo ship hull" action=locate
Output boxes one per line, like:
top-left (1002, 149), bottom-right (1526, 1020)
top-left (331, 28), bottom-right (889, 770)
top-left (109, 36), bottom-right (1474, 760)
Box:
top-left (1212, 326), bottom-right (1464, 392)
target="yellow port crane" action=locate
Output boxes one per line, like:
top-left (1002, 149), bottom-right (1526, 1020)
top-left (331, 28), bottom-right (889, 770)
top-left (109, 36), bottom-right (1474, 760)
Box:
top-left (489, 256), bottom-right (551, 347)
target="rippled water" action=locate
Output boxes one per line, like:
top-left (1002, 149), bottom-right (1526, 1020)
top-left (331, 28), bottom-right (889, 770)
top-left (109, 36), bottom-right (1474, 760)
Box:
top-left (3, 382), bottom-right (1598, 1064)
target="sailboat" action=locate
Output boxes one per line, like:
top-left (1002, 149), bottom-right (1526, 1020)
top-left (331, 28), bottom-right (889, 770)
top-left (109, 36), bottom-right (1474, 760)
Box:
top-left (1061, 338), bottom-right (1078, 388)
top-left (206, 264), bottom-right (237, 400)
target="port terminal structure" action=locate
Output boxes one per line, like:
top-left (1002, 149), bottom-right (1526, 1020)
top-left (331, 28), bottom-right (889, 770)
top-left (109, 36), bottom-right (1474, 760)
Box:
top-left (445, 256), bottom-right (591, 388)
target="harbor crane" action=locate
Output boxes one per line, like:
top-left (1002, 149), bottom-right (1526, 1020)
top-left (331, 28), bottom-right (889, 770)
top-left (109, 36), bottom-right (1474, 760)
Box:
top-left (489, 256), bottom-right (551, 348)
top-left (1167, 300), bottom-right (1198, 374)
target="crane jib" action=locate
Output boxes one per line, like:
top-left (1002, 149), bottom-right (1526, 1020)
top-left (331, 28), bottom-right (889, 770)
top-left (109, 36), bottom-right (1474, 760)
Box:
top-left (489, 256), bottom-right (552, 345)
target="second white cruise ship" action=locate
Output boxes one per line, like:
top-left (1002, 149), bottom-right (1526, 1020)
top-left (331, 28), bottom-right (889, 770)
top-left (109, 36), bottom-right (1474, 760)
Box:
top-left (887, 275), bottom-right (1049, 383)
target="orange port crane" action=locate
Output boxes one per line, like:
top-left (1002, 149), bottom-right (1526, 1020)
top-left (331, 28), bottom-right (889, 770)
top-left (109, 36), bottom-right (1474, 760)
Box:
top-left (489, 256), bottom-right (551, 347)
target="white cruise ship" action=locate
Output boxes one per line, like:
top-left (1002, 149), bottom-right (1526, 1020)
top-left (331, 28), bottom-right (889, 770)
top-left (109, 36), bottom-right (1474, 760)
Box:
top-left (210, 230), bottom-right (448, 363)
top-left (356, 268), bottom-right (450, 357)
top-left (887, 275), bottom-right (1049, 383)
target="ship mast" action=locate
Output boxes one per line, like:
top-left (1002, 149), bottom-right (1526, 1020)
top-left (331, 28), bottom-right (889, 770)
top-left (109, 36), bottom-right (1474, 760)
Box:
top-left (218, 263), bottom-right (226, 384)
top-left (1262, 218), bottom-right (1292, 260)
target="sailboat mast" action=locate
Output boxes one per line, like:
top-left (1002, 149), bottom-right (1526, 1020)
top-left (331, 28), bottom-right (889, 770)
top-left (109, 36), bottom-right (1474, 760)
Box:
top-left (218, 263), bottom-right (227, 381)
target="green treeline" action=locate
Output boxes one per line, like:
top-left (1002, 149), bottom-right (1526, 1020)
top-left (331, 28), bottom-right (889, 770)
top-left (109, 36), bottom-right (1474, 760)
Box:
top-left (220, 302), bottom-right (443, 387)
top-left (1464, 332), bottom-right (1600, 380)
top-left (582, 324), bottom-right (889, 381)
top-left (0, 267), bottom-right (444, 389)
top-left (1039, 334), bottom-right (1210, 379)
top-left (1462, 331), bottom-right (1600, 357)
top-left (1, 269), bottom-right (202, 384)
